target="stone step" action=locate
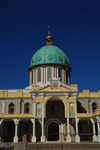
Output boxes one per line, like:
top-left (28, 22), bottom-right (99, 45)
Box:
top-left (27, 143), bottom-right (100, 150)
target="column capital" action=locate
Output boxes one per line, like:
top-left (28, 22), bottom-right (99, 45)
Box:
top-left (31, 93), bottom-right (37, 100)
top-left (65, 93), bottom-right (70, 99)
top-left (72, 93), bottom-right (79, 99)
top-left (39, 93), bottom-right (45, 99)
top-left (42, 101), bottom-right (44, 103)
top-left (96, 116), bottom-right (100, 122)
top-left (13, 119), bottom-right (20, 125)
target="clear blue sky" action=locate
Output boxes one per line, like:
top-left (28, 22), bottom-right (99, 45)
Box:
top-left (0, 0), bottom-right (100, 92)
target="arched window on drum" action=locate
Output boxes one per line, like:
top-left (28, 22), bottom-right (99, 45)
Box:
top-left (92, 102), bottom-right (97, 112)
top-left (36, 103), bottom-right (41, 117)
top-left (37, 68), bottom-right (41, 83)
top-left (58, 67), bottom-right (62, 82)
top-left (47, 66), bottom-right (52, 82)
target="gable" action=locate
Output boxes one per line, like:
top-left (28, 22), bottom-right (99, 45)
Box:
top-left (35, 84), bottom-right (78, 92)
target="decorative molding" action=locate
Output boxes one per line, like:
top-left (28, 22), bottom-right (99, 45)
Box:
top-left (60, 83), bottom-right (77, 91)
top-left (31, 91), bottom-right (79, 97)
top-left (7, 90), bottom-right (17, 93)
top-left (23, 90), bottom-right (32, 93)
top-left (35, 84), bottom-right (50, 91)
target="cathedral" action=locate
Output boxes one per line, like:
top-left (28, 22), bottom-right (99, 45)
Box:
top-left (0, 31), bottom-right (100, 143)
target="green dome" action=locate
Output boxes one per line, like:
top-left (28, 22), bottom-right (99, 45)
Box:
top-left (29, 45), bottom-right (69, 68)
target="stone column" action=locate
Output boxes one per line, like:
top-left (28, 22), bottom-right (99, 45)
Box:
top-left (32, 101), bottom-right (36, 142)
top-left (66, 101), bottom-right (71, 142)
top-left (13, 119), bottom-right (20, 143)
top-left (96, 116), bottom-right (100, 142)
top-left (40, 93), bottom-right (45, 142)
top-left (90, 118), bottom-right (97, 142)
top-left (65, 93), bottom-right (71, 142)
top-left (74, 93), bottom-right (80, 142)
top-left (41, 101), bottom-right (45, 142)
top-left (0, 119), bottom-right (3, 141)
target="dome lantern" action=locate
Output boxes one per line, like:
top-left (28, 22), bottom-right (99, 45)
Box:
top-left (45, 25), bottom-right (53, 45)
top-left (45, 35), bottom-right (53, 45)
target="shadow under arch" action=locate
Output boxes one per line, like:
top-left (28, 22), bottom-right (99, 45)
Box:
top-left (18, 119), bottom-right (33, 142)
top-left (77, 119), bottom-right (93, 141)
top-left (44, 96), bottom-right (66, 118)
top-left (2, 119), bottom-right (15, 142)
top-left (45, 118), bottom-right (62, 141)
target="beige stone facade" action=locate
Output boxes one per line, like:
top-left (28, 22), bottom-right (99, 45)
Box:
top-left (0, 35), bottom-right (100, 143)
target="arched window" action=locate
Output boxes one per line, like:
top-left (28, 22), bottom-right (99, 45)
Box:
top-left (92, 102), bottom-right (97, 112)
top-left (9, 103), bottom-right (14, 114)
top-left (37, 68), bottom-right (41, 82)
top-left (58, 67), bottom-right (62, 81)
top-left (47, 67), bottom-right (52, 81)
top-left (24, 103), bottom-right (30, 114)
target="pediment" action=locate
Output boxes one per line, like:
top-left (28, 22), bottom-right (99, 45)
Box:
top-left (35, 83), bottom-right (78, 92)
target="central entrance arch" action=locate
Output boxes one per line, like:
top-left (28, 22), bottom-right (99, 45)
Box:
top-left (48, 122), bottom-right (59, 141)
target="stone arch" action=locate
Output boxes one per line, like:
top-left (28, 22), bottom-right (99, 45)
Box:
top-left (45, 118), bottom-right (62, 141)
top-left (44, 96), bottom-right (66, 117)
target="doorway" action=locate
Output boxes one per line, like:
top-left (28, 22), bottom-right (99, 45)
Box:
top-left (48, 122), bottom-right (59, 141)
